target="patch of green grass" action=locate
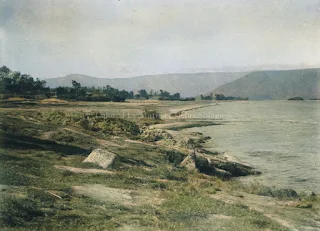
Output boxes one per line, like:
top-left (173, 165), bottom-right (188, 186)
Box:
top-left (0, 196), bottom-right (44, 227)
top-left (244, 182), bottom-right (299, 199)
top-left (158, 192), bottom-right (289, 231)
top-left (49, 130), bottom-right (97, 149)
top-left (151, 166), bottom-right (188, 181)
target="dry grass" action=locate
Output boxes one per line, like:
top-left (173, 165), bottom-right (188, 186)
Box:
top-left (7, 97), bottom-right (27, 101)
top-left (39, 98), bottom-right (68, 104)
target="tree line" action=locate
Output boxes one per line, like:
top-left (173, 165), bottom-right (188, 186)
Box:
top-left (0, 66), bottom-right (195, 101)
top-left (0, 66), bottom-right (50, 98)
top-left (200, 93), bottom-right (248, 101)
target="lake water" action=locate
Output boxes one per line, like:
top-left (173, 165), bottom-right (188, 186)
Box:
top-left (185, 101), bottom-right (320, 193)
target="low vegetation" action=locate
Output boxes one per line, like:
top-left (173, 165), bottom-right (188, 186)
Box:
top-left (0, 101), bottom-right (319, 230)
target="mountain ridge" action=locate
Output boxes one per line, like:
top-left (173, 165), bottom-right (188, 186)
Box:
top-left (209, 68), bottom-right (320, 100)
top-left (45, 72), bottom-right (248, 97)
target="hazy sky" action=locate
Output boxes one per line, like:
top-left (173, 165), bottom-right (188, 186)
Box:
top-left (0, 0), bottom-right (320, 78)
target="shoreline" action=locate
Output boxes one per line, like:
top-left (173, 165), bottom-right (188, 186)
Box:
top-left (168, 102), bottom-right (218, 117)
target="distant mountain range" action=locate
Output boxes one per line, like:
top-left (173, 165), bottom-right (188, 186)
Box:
top-left (45, 72), bottom-right (247, 97)
top-left (209, 68), bottom-right (320, 100)
top-left (45, 68), bottom-right (320, 99)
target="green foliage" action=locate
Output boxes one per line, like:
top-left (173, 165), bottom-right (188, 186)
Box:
top-left (165, 150), bottom-right (186, 167)
top-left (79, 117), bottom-right (140, 137)
top-left (0, 196), bottom-right (44, 227)
top-left (151, 166), bottom-right (188, 181)
top-left (215, 93), bottom-right (248, 100)
top-left (288, 96), bottom-right (304, 100)
top-left (50, 131), bottom-right (75, 143)
top-left (200, 93), bottom-right (214, 100)
top-left (246, 183), bottom-right (299, 199)
top-left (0, 164), bottom-right (31, 186)
top-left (138, 117), bottom-right (162, 126)
top-left (0, 66), bottom-right (50, 97)
top-left (142, 109), bottom-right (161, 119)
top-left (56, 84), bottom-right (132, 102)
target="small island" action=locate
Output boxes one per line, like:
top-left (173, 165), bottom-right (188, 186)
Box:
top-left (288, 96), bottom-right (304, 100)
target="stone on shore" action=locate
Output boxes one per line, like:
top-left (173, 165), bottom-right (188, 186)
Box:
top-left (83, 149), bottom-right (118, 169)
top-left (180, 154), bottom-right (197, 171)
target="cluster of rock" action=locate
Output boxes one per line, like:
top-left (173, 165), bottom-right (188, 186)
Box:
top-left (180, 153), bottom-right (261, 178)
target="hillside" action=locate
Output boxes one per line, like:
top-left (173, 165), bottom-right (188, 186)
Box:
top-left (45, 72), bottom-right (247, 97)
top-left (210, 69), bottom-right (320, 100)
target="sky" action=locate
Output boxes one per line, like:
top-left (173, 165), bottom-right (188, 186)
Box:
top-left (0, 0), bottom-right (320, 79)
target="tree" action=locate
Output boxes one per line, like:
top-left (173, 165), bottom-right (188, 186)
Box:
top-left (0, 66), bottom-right (11, 74)
top-left (138, 89), bottom-right (149, 99)
top-left (72, 80), bottom-right (81, 98)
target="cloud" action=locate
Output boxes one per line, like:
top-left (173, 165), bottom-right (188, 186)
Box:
top-left (1, 0), bottom-right (320, 78)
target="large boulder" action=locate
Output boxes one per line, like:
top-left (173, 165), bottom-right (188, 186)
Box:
top-left (83, 149), bottom-right (118, 169)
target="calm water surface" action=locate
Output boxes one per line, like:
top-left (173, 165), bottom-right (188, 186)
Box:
top-left (186, 101), bottom-right (320, 192)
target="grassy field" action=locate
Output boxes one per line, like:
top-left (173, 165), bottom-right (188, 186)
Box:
top-left (0, 100), bottom-right (319, 230)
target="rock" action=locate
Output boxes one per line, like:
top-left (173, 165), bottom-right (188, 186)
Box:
top-left (180, 154), bottom-right (197, 171)
top-left (212, 160), bottom-right (255, 177)
top-left (296, 202), bottom-right (312, 209)
top-left (189, 132), bottom-right (203, 136)
top-left (83, 149), bottom-right (118, 169)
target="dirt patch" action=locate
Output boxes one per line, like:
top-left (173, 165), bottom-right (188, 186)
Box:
top-left (72, 184), bottom-right (164, 207)
top-left (73, 184), bottom-right (133, 205)
top-left (124, 139), bottom-right (156, 147)
top-left (55, 165), bottom-right (114, 174)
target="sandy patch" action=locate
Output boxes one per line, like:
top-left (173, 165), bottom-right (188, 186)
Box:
top-left (55, 165), bottom-right (114, 174)
top-left (72, 184), bottom-right (164, 207)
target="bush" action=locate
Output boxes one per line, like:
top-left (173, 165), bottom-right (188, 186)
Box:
top-left (79, 117), bottom-right (140, 137)
top-left (143, 109), bottom-right (161, 119)
top-left (246, 183), bottom-right (299, 199)
top-left (50, 131), bottom-right (75, 143)
top-left (165, 151), bottom-right (185, 167)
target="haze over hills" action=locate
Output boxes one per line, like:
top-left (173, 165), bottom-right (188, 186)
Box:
top-left (209, 68), bottom-right (320, 100)
top-left (45, 72), bottom-right (248, 97)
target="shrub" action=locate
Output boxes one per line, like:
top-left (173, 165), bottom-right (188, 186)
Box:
top-left (246, 183), bottom-right (299, 199)
top-left (165, 151), bottom-right (185, 167)
top-left (50, 131), bottom-right (75, 143)
top-left (143, 109), bottom-right (161, 119)
top-left (79, 117), bottom-right (140, 137)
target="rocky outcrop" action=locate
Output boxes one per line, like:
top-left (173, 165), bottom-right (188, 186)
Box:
top-left (83, 149), bottom-right (118, 169)
top-left (180, 153), bottom-right (260, 178)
